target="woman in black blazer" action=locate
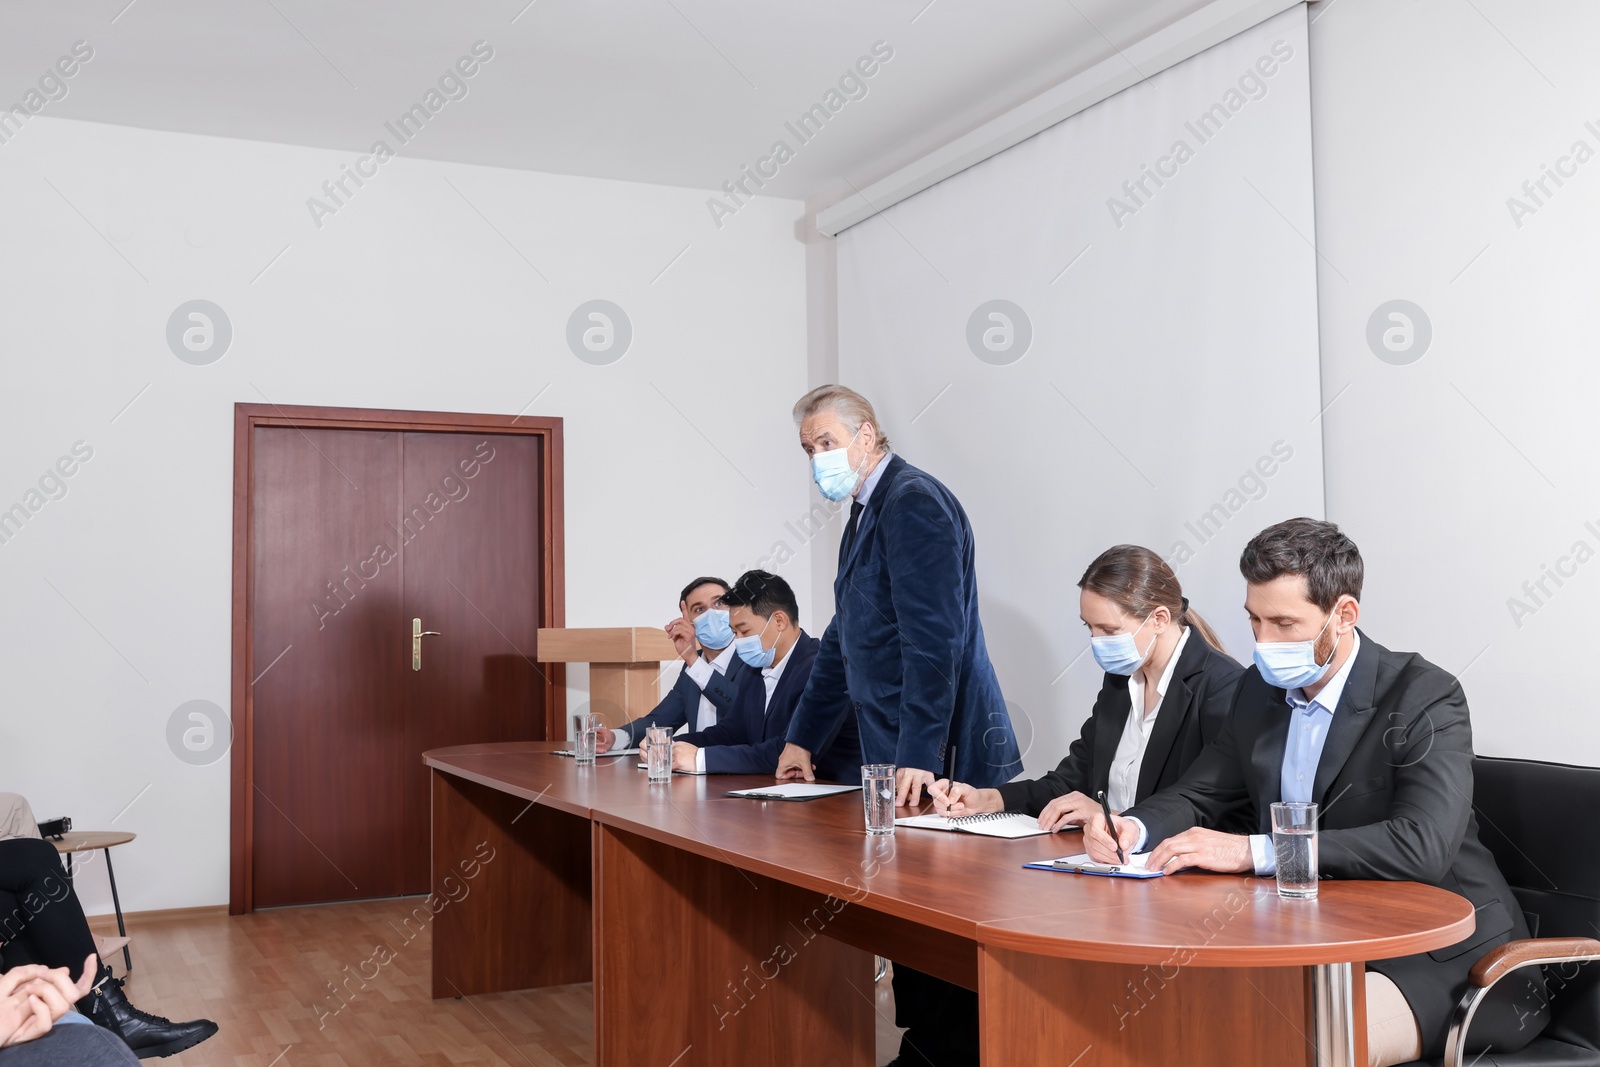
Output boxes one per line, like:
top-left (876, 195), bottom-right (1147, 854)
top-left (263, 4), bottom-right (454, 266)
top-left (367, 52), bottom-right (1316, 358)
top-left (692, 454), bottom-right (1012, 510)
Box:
top-left (934, 544), bottom-right (1244, 831)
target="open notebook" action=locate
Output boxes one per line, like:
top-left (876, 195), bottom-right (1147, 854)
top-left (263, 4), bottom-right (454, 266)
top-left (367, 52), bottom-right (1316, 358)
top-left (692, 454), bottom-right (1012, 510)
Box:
top-left (894, 812), bottom-right (1054, 839)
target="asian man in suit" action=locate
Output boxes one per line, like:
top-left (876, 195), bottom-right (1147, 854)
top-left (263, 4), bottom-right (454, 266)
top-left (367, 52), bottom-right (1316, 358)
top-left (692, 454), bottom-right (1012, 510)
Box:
top-left (1084, 518), bottom-right (1547, 1066)
top-left (663, 570), bottom-right (860, 778)
top-left (596, 575), bottom-right (746, 752)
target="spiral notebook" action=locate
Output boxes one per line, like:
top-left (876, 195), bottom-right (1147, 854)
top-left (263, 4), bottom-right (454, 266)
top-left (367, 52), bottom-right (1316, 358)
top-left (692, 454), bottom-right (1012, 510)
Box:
top-left (893, 812), bottom-right (1054, 839)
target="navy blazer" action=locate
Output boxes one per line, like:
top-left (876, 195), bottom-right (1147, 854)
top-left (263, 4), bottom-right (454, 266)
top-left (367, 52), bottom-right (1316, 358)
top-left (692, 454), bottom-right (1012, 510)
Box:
top-left (1127, 632), bottom-right (1545, 1058)
top-left (995, 632), bottom-right (1244, 820)
top-left (681, 632), bottom-right (861, 778)
top-left (787, 455), bottom-right (1021, 788)
top-left (617, 650), bottom-right (745, 746)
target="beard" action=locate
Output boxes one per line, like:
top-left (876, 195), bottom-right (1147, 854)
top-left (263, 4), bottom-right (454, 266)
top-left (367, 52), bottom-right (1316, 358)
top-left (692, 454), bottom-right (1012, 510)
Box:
top-left (1312, 623), bottom-right (1341, 667)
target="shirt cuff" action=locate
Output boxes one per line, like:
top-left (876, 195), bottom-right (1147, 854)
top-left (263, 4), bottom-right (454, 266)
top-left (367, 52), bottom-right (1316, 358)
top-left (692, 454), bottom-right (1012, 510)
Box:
top-left (1124, 816), bottom-right (1149, 854)
top-left (1250, 834), bottom-right (1276, 876)
top-left (684, 658), bottom-right (715, 688)
top-left (615, 722), bottom-right (633, 748)
top-left (693, 748), bottom-right (707, 774)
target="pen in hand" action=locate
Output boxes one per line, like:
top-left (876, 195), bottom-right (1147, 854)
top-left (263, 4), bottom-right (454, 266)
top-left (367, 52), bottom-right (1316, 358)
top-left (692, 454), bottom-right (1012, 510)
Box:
top-left (1097, 789), bottom-right (1127, 865)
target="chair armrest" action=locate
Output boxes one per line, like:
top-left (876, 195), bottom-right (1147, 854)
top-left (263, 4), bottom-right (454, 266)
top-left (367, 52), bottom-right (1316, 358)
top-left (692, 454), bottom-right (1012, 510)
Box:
top-left (1446, 937), bottom-right (1600, 1067)
top-left (1469, 937), bottom-right (1600, 987)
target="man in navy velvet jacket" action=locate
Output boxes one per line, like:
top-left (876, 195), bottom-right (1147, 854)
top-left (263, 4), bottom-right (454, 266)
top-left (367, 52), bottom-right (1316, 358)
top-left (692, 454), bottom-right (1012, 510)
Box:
top-left (667, 570), bottom-right (859, 778)
top-left (776, 385), bottom-right (1019, 1067)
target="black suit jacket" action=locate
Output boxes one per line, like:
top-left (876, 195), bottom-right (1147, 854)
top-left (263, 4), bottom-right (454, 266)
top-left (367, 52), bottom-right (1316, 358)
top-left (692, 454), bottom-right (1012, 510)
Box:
top-left (681, 633), bottom-right (861, 778)
top-left (1126, 632), bottom-right (1544, 1057)
top-left (618, 651), bottom-right (745, 745)
top-left (995, 633), bottom-right (1244, 823)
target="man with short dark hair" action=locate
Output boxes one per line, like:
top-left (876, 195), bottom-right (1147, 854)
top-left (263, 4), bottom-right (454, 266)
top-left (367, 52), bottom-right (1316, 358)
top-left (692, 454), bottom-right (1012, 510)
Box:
top-left (1085, 518), bottom-right (1547, 1065)
top-left (597, 575), bottom-right (746, 752)
top-left (664, 571), bottom-right (859, 778)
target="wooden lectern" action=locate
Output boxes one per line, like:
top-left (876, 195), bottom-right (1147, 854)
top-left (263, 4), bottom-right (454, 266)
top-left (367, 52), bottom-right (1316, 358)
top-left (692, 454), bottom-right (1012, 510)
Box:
top-left (536, 627), bottom-right (680, 738)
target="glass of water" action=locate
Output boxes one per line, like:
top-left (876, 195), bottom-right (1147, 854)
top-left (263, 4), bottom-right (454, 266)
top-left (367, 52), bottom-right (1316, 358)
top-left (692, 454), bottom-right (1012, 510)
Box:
top-left (862, 764), bottom-right (896, 836)
top-left (645, 726), bottom-right (673, 783)
top-left (573, 712), bottom-right (599, 766)
top-left (1271, 801), bottom-right (1319, 899)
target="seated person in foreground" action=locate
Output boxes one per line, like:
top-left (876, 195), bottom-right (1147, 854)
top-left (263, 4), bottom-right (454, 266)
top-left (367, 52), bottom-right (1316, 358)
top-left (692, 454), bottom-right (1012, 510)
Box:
top-left (0, 794), bottom-right (218, 1059)
top-left (1, 955), bottom-right (139, 1065)
top-left (597, 574), bottom-right (746, 751)
top-left (933, 545), bottom-right (1243, 831)
top-left (659, 570), bottom-right (860, 778)
top-left (1083, 519), bottom-right (1547, 1067)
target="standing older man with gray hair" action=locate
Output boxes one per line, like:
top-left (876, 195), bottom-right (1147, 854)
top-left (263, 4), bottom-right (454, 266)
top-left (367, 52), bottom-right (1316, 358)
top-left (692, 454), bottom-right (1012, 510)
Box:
top-left (776, 383), bottom-right (1019, 1067)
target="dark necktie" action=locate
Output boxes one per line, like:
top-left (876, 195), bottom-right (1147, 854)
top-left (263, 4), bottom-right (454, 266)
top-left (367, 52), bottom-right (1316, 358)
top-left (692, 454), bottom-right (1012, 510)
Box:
top-left (840, 499), bottom-right (864, 563)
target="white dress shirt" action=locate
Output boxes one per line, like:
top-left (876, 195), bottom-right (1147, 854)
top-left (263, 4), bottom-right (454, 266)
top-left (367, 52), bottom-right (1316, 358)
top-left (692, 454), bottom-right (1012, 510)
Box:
top-left (1106, 627), bottom-right (1191, 812)
top-left (681, 645), bottom-right (734, 733)
top-left (692, 634), bottom-right (795, 774)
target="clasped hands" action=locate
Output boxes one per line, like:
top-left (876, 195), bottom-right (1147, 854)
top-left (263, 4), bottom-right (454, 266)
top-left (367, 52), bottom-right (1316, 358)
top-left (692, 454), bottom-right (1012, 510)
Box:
top-left (0, 953), bottom-right (97, 1048)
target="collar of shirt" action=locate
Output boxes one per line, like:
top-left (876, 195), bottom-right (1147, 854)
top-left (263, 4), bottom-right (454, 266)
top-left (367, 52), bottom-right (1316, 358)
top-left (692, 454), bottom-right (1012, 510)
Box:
top-left (1126, 626), bottom-right (1191, 720)
top-left (854, 450), bottom-right (894, 507)
top-left (1285, 630), bottom-right (1362, 715)
top-left (702, 646), bottom-right (733, 674)
top-left (760, 630), bottom-right (801, 709)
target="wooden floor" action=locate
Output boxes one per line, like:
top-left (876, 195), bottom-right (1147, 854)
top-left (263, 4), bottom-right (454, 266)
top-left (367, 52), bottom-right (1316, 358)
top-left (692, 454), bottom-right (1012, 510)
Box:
top-left (112, 897), bottom-right (905, 1066)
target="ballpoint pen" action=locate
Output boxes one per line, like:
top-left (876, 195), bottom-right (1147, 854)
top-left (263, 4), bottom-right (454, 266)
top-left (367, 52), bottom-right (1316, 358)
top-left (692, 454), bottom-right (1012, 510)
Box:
top-left (1097, 789), bottom-right (1127, 865)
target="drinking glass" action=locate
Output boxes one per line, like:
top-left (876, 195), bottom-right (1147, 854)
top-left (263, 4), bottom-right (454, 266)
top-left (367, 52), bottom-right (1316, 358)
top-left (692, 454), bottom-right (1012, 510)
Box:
top-left (1271, 801), bottom-right (1319, 899)
top-left (862, 764), bottom-right (896, 836)
top-left (573, 712), bottom-right (599, 766)
top-left (645, 726), bottom-right (673, 783)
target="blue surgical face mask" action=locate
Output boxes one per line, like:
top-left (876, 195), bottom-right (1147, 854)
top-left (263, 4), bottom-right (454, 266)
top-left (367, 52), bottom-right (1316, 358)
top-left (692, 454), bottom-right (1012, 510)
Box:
top-left (1090, 613), bottom-right (1155, 676)
top-left (693, 608), bottom-right (733, 650)
top-left (733, 617), bottom-right (776, 668)
top-left (1253, 609), bottom-right (1341, 690)
top-left (811, 426), bottom-right (867, 502)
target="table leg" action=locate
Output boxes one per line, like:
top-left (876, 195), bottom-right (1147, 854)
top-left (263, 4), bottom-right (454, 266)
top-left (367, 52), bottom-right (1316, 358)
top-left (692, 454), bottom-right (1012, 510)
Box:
top-left (593, 823), bottom-right (873, 1067)
top-left (979, 945), bottom-right (1317, 1066)
top-left (103, 850), bottom-right (133, 973)
top-left (1311, 961), bottom-right (1368, 1067)
top-left (429, 769), bottom-right (592, 998)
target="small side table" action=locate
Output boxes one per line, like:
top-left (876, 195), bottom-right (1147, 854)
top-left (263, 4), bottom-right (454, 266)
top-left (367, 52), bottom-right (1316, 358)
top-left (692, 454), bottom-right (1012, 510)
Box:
top-left (51, 831), bottom-right (136, 973)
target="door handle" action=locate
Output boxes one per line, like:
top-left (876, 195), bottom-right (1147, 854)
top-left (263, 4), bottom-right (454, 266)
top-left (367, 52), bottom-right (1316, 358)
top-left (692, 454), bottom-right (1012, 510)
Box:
top-left (412, 618), bottom-right (442, 671)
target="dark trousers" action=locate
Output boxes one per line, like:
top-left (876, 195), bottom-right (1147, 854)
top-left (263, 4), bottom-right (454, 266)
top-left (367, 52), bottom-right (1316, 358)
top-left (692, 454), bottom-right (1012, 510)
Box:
top-left (0, 1023), bottom-right (140, 1066)
top-left (0, 838), bottom-right (98, 981)
top-left (891, 964), bottom-right (979, 1067)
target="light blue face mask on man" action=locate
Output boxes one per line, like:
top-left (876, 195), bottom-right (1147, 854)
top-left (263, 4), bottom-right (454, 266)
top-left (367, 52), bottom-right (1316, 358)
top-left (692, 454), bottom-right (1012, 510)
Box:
top-left (693, 608), bottom-right (733, 650)
top-left (1253, 609), bottom-right (1340, 690)
top-left (1090, 613), bottom-right (1155, 676)
top-left (810, 426), bottom-right (867, 502)
top-left (733, 617), bottom-right (776, 668)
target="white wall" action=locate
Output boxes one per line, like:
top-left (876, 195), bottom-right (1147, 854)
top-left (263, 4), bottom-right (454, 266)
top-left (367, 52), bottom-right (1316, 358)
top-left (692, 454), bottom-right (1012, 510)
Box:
top-left (836, 8), bottom-right (1326, 778)
top-left (1309, 0), bottom-right (1600, 764)
top-left (0, 116), bottom-right (811, 913)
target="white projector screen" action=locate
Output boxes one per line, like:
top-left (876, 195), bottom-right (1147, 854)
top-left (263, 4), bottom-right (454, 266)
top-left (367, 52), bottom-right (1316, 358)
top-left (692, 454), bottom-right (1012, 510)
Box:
top-left (834, 5), bottom-right (1323, 777)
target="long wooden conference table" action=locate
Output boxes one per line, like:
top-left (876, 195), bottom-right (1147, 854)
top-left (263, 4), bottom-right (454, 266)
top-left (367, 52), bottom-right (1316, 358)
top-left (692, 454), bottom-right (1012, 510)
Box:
top-left (424, 742), bottom-right (1475, 1067)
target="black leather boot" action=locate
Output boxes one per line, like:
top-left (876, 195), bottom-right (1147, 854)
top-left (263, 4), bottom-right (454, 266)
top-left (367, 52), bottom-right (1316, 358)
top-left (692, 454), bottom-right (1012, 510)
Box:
top-left (82, 967), bottom-right (219, 1059)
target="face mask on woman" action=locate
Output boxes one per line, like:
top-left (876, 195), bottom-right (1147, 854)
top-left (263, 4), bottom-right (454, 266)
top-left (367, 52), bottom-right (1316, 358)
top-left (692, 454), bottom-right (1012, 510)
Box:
top-left (1090, 612), bottom-right (1156, 676)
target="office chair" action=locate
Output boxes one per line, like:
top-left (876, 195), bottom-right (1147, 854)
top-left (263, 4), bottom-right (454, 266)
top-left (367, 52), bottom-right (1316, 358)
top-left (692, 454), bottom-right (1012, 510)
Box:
top-left (1399, 756), bottom-right (1600, 1067)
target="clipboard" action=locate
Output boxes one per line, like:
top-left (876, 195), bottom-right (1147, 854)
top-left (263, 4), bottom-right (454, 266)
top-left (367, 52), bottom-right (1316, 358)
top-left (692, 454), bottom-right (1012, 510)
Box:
top-left (1023, 852), bottom-right (1166, 879)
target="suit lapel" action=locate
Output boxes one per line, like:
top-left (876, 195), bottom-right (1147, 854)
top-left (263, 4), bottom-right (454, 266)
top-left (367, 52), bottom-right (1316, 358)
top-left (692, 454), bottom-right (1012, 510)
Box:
top-left (761, 634), bottom-right (816, 738)
top-left (1134, 634), bottom-right (1208, 799)
top-left (836, 455), bottom-right (903, 583)
top-left (1311, 632), bottom-right (1380, 804)
top-left (1094, 683), bottom-right (1131, 794)
top-left (1251, 684), bottom-right (1292, 831)
top-left (1136, 676), bottom-right (1189, 799)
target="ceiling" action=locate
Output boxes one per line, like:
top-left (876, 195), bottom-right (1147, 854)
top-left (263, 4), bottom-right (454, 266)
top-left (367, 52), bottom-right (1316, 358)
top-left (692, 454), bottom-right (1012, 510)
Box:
top-left (2, 0), bottom-right (1215, 204)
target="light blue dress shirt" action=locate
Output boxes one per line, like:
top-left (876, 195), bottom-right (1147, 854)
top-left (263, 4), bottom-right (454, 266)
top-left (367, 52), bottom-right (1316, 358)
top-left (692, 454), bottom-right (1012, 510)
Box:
top-left (854, 450), bottom-right (893, 506)
top-left (1249, 632), bottom-right (1361, 875)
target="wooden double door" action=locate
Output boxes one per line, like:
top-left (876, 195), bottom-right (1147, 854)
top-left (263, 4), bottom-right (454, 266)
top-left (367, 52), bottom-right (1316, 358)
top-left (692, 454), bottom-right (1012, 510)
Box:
top-left (232, 407), bottom-right (563, 912)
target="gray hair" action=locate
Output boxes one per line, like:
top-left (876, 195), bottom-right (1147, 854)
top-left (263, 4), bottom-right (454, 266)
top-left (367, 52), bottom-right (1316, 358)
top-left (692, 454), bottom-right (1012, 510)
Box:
top-left (791, 384), bottom-right (891, 453)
